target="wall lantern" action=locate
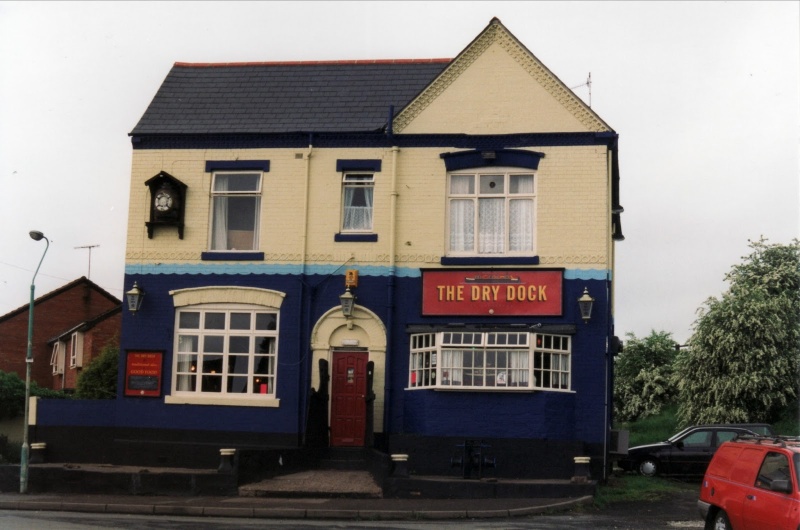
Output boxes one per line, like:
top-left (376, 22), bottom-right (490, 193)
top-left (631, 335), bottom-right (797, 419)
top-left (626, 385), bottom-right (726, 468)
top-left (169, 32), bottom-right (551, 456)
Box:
top-left (577, 287), bottom-right (595, 324)
top-left (339, 287), bottom-right (355, 317)
top-left (126, 282), bottom-right (145, 314)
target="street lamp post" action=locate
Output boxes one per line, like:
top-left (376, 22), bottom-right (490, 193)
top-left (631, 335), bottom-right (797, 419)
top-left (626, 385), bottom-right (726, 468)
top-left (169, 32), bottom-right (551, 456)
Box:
top-left (20, 231), bottom-right (49, 494)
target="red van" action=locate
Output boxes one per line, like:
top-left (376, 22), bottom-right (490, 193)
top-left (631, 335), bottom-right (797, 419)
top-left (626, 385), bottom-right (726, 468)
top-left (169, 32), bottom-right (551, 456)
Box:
top-left (698, 435), bottom-right (800, 529)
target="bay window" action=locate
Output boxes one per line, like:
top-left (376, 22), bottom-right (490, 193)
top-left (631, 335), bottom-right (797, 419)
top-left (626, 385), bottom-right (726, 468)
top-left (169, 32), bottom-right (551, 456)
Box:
top-left (409, 331), bottom-right (570, 391)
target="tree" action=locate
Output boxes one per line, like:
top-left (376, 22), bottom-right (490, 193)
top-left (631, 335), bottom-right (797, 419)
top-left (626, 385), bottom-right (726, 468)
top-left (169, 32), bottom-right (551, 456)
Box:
top-left (676, 238), bottom-right (800, 425)
top-left (75, 342), bottom-right (119, 399)
top-left (613, 330), bottom-right (678, 422)
top-left (0, 371), bottom-right (69, 420)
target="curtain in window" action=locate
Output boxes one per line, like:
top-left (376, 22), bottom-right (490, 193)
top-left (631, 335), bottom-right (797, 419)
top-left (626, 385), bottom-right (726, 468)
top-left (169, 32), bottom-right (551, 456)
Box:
top-left (509, 351), bottom-right (529, 386)
top-left (343, 186), bottom-right (373, 230)
top-left (442, 349), bottom-right (463, 386)
top-left (176, 335), bottom-right (197, 391)
top-left (479, 198), bottom-right (505, 253)
top-left (449, 200), bottom-right (474, 251)
top-left (211, 176), bottom-right (229, 250)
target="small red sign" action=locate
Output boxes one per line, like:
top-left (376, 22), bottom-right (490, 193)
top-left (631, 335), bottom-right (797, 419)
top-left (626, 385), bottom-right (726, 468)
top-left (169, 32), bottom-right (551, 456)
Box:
top-left (124, 351), bottom-right (163, 397)
top-left (422, 270), bottom-right (563, 316)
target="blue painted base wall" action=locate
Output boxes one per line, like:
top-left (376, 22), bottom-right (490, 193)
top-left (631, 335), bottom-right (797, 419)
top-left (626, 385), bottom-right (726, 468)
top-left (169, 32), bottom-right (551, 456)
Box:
top-left (34, 270), bottom-right (613, 476)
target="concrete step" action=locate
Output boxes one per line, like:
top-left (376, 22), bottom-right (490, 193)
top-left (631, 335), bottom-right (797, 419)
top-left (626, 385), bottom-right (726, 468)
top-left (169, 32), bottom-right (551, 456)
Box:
top-left (239, 470), bottom-right (382, 498)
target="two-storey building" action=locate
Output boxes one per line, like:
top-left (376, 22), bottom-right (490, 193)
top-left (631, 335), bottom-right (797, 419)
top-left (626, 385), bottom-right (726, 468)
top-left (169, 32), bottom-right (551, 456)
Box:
top-left (36, 18), bottom-right (623, 480)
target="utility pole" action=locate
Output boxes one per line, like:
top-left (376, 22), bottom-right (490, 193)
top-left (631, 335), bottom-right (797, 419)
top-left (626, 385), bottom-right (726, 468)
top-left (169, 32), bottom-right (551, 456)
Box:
top-left (74, 244), bottom-right (99, 279)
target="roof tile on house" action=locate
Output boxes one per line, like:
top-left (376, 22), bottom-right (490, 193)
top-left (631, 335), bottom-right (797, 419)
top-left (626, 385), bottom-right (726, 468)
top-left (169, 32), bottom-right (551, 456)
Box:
top-left (130, 60), bottom-right (451, 135)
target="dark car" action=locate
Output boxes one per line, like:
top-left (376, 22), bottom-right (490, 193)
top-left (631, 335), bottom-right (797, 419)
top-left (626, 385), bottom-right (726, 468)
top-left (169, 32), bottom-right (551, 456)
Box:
top-left (617, 423), bottom-right (776, 477)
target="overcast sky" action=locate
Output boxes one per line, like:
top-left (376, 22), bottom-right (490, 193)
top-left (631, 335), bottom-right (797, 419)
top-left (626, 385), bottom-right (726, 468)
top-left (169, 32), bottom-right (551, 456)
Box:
top-left (1, 1), bottom-right (797, 343)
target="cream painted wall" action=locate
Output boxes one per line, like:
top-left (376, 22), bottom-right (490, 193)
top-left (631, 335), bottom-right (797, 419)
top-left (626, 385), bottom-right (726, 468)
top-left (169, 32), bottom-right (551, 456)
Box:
top-left (127, 144), bottom-right (610, 270)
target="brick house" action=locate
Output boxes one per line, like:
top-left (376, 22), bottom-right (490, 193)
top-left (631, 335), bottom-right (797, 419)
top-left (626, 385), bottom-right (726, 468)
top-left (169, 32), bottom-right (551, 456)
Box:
top-left (0, 277), bottom-right (121, 391)
top-left (36, 18), bottom-right (624, 480)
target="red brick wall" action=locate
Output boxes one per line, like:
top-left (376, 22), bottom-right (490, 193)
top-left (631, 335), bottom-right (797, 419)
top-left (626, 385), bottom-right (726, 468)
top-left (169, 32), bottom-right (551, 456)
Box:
top-left (0, 281), bottom-right (119, 389)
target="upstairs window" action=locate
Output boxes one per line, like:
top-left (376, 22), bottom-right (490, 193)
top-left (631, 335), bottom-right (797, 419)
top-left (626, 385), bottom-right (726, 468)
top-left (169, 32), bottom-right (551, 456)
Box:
top-left (341, 173), bottom-right (374, 232)
top-left (69, 332), bottom-right (84, 368)
top-left (447, 171), bottom-right (536, 255)
top-left (50, 342), bottom-right (65, 375)
top-left (210, 172), bottom-right (262, 251)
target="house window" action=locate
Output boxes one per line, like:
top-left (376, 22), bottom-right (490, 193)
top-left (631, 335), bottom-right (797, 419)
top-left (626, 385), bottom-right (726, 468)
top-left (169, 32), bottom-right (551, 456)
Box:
top-left (342, 173), bottom-right (374, 232)
top-left (409, 331), bottom-right (570, 391)
top-left (50, 342), bottom-right (65, 374)
top-left (447, 170), bottom-right (536, 255)
top-left (210, 172), bottom-right (262, 251)
top-left (173, 304), bottom-right (278, 398)
top-left (69, 332), bottom-right (84, 368)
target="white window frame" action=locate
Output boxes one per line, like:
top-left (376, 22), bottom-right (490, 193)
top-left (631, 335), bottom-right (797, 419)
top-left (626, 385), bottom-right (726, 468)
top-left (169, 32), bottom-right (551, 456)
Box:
top-left (341, 173), bottom-right (375, 233)
top-left (69, 332), bottom-right (84, 368)
top-left (209, 172), bottom-right (262, 251)
top-left (168, 303), bottom-right (279, 407)
top-left (446, 169), bottom-right (537, 256)
top-left (51, 341), bottom-right (65, 374)
top-left (409, 331), bottom-right (571, 392)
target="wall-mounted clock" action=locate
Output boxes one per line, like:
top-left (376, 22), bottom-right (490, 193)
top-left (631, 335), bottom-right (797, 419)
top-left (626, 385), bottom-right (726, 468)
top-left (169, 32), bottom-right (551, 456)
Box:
top-left (145, 171), bottom-right (187, 239)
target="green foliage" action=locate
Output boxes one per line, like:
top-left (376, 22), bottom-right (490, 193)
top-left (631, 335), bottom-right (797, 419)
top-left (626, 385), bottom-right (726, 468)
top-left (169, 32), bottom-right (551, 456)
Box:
top-left (676, 238), bottom-right (800, 426)
top-left (617, 404), bottom-right (680, 447)
top-left (0, 370), bottom-right (69, 420)
top-left (613, 331), bottom-right (678, 422)
top-left (75, 341), bottom-right (119, 399)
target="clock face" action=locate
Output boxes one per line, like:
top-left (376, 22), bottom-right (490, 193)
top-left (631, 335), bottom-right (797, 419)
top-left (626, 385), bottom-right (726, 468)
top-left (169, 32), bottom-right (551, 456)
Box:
top-left (154, 190), bottom-right (174, 212)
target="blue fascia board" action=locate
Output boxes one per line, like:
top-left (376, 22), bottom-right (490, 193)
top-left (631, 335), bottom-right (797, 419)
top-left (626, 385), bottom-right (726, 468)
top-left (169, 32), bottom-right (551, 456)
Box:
top-left (131, 132), bottom-right (618, 151)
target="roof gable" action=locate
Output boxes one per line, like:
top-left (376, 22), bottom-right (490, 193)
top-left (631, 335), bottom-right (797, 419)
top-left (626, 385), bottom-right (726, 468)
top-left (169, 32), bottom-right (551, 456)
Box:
top-left (394, 18), bottom-right (612, 135)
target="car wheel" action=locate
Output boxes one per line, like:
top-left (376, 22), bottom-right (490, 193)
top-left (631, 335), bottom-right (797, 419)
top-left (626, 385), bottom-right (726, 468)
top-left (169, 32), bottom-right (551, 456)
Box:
top-left (713, 510), bottom-right (731, 530)
top-left (638, 458), bottom-right (658, 477)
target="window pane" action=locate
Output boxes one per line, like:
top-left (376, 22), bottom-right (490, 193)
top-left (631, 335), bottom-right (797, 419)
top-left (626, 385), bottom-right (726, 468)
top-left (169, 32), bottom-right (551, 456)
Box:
top-left (256, 313), bottom-right (277, 331)
top-left (479, 198), bottom-right (505, 253)
top-left (450, 175), bottom-right (474, 194)
top-left (449, 199), bottom-right (475, 252)
top-left (214, 173), bottom-right (260, 192)
top-left (204, 336), bottom-right (224, 353)
top-left (177, 335), bottom-right (198, 353)
top-left (227, 376), bottom-right (248, 393)
top-left (179, 312), bottom-right (200, 329)
top-left (229, 336), bottom-right (249, 354)
top-left (256, 336), bottom-right (275, 353)
top-left (205, 313), bottom-right (225, 330)
top-left (228, 354), bottom-right (250, 374)
top-left (510, 174), bottom-right (534, 193)
top-left (230, 313), bottom-right (251, 330)
top-left (480, 174), bottom-right (504, 194)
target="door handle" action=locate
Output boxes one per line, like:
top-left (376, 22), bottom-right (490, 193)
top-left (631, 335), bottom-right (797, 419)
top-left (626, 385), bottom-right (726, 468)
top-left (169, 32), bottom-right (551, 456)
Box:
top-left (746, 495), bottom-right (756, 501)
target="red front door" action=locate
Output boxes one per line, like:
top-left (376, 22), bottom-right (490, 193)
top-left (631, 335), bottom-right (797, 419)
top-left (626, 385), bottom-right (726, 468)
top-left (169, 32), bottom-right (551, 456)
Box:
top-left (330, 351), bottom-right (368, 447)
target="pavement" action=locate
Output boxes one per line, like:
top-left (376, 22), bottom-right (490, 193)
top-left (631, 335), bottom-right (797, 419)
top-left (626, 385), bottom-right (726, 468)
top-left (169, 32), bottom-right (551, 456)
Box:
top-left (0, 468), bottom-right (595, 521)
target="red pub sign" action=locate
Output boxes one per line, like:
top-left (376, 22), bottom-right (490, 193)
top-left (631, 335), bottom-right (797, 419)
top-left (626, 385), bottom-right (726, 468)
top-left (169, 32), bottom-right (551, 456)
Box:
top-left (422, 270), bottom-right (563, 316)
top-left (124, 351), bottom-right (163, 397)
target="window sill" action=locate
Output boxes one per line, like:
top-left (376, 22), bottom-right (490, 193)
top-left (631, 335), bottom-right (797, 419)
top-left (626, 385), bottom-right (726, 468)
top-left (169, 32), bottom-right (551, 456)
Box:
top-left (335, 233), bottom-right (378, 243)
top-left (440, 256), bottom-right (540, 266)
top-left (165, 394), bottom-right (280, 407)
top-left (201, 251), bottom-right (265, 261)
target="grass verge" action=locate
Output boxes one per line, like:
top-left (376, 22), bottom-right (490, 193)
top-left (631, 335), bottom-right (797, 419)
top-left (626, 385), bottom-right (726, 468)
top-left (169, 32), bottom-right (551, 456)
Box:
top-left (593, 473), bottom-right (695, 509)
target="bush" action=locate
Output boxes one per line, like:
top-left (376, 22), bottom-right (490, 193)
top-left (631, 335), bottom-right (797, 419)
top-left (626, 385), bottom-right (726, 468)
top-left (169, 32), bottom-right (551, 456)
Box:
top-left (75, 342), bottom-right (119, 399)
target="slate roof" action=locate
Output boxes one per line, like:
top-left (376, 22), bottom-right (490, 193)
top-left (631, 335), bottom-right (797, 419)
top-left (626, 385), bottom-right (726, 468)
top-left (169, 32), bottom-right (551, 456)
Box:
top-left (130, 60), bottom-right (451, 136)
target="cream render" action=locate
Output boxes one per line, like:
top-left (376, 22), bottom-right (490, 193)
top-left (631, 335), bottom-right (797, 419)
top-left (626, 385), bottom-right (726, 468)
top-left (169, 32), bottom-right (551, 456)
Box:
top-left (127, 144), bottom-right (611, 270)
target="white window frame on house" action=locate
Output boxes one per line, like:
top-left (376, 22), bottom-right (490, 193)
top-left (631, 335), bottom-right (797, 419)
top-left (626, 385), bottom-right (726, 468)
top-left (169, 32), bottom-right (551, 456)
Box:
top-left (169, 303), bottom-right (279, 406)
top-left (409, 331), bottom-right (571, 391)
top-left (50, 341), bottom-right (65, 375)
top-left (69, 332), bottom-right (84, 368)
top-left (446, 169), bottom-right (536, 256)
top-left (341, 173), bottom-right (375, 232)
top-left (209, 172), bottom-right (262, 251)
